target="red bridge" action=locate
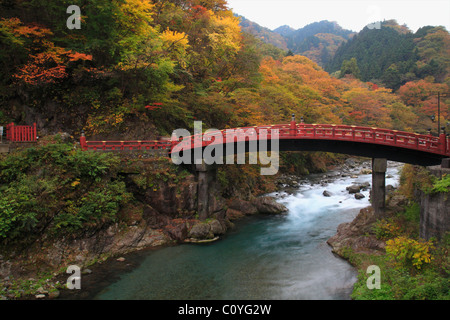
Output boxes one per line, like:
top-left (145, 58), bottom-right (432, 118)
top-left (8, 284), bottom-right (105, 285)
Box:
top-left (80, 118), bottom-right (450, 167)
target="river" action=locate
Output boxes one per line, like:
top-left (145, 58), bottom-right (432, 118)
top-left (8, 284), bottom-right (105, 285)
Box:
top-left (68, 161), bottom-right (401, 300)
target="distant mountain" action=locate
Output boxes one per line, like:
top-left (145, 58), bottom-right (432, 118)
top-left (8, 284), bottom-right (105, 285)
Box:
top-left (273, 25), bottom-right (296, 37)
top-left (274, 20), bottom-right (354, 50)
top-left (237, 15), bottom-right (288, 51)
top-left (237, 18), bottom-right (354, 66)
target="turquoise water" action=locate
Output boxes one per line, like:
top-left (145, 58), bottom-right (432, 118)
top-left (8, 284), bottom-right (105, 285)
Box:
top-left (92, 166), bottom-right (400, 300)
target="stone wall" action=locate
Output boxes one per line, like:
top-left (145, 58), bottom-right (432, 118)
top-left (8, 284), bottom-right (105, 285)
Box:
top-left (419, 165), bottom-right (450, 241)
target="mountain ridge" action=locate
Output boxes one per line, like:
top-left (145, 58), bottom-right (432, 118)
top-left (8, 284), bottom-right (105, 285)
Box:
top-left (238, 18), bottom-right (354, 66)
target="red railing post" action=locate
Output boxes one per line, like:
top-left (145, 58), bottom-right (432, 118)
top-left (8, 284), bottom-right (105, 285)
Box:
top-left (33, 123), bottom-right (37, 141)
top-left (290, 114), bottom-right (297, 137)
top-left (447, 136), bottom-right (450, 154)
top-left (8, 123), bottom-right (15, 141)
top-left (80, 130), bottom-right (87, 150)
top-left (439, 133), bottom-right (446, 154)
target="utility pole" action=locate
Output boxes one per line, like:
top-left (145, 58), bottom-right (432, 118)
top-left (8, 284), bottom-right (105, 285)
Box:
top-left (431, 92), bottom-right (449, 136)
top-left (438, 92), bottom-right (440, 135)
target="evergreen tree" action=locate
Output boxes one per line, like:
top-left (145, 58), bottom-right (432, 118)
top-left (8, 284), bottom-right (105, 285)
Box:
top-left (340, 58), bottom-right (361, 79)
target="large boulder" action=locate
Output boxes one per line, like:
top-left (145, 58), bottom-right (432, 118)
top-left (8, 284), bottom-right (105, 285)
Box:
top-left (188, 219), bottom-right (227, 240)
top-left (251, 197), bottom-right (288, 214)
top-left (346, 184), bottom-right (361, 194)
top-left (327, 207), bottom-right (385, 256)
top-left (227, 199), bottom-right (258, 215)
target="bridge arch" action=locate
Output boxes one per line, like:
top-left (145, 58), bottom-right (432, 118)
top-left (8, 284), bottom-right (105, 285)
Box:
top-left (170, 123), bottom-right (450, 167)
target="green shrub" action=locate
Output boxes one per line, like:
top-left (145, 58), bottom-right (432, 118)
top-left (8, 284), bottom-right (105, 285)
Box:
top-left (400, 202), bottom-right (420, 224)
top-left (430, 174), bottom-right (450, 194)
top-left (53, 180), bottom-right (131, 235)
top-left (386, 236), bottom-right (434, 270)
top-left (0, 142), bottom-right (131, 242)
top-left (372, 218), bottom-right (402, 240)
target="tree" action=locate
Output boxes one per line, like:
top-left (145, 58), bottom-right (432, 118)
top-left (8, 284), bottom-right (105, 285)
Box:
top-left (340, 57), bottom-right (361, 79)
top-left (382, 64), bottom-right (402, 90)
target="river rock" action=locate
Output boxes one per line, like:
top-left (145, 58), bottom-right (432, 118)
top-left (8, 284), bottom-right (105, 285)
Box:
top-left (209, 219), bottom-right (226, 235)
top-left (354, 193), bottom-right (365, 200)
top-left (359, 181), bottom-right (370, 190)
top-left (188, 219), bottom-right (226, 240)
top-left (360, 168), bottom-right (372, 175)
top-left (346, 184), bottom-right (361, 194)
top-left (166, 221), bottom-right (188, 242)
top-left (35, 294), bottom-right (46, 299)
top-left (323, 190), bottom-right (332, 197)
top-left (188, 222), bottom-right (212, 239)
top-left (48, 290), bottom-right (60, 299)
top-left (345, 158), bottom-right (356, 168)
top-left (251, 197), bottom-right (288, 214)
top-left (227, 199), bottom-right (258, 215)
top-left (387, 194), bottom-right (408, 212)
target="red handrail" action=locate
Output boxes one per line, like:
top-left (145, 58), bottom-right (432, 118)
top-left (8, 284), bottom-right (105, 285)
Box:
top-left (80, 123), bottom-right (450, 157)
top-left (5, 123), bottom-right (37, 142)
top-left (170, 124), bottom-right (450, 157)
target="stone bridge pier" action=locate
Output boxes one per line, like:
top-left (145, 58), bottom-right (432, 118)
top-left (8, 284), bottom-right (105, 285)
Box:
top-left (195, 161), bottom-right (218, 221)
top-left (194, 158), bottom-right (391, 219)
top-left (371, 158), bottom-right (387, 216)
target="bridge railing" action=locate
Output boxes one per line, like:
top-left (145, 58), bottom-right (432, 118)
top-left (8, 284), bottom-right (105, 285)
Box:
top-left (81, 139), bottom-right (172, 151)
top-left (173, 123), bottom-right (448, 156)
top-left (80, 123), bottom-right (450, 157)
top-left (285, 124), bottom-right (445, 154)
top-left (5, 123), bottom-right (37, 142)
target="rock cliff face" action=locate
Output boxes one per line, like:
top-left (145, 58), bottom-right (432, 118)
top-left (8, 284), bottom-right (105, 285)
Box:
top-left (0, 162), bottom-right (288, 283)
top-left (418, 166), bottom-right (450, 241)
top-left (418, 190), bottom-right (450, 241)
top-left (327, 207), bottom-right (386, 257)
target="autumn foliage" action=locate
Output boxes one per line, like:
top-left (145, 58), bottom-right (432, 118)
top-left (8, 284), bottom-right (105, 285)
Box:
top-left (0, 0), bottom-right (449, 137)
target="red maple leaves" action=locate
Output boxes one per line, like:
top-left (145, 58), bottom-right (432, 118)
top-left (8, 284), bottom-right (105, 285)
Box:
top-left (145, 102), bottom-right (163, 111)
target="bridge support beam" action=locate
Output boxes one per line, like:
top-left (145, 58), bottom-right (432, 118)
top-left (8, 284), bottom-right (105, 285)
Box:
top-left (371, 158), bottom-right (387, 216)
top-left (195, 161), bottom-right (220, 221)
top-left (196, 162), bottom-right (209, 221)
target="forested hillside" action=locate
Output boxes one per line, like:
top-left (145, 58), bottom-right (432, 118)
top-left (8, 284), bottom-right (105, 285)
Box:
top-left (0, 1), bottom-right (448, 140)
top-left (326, 20), bottom-right (450, 91)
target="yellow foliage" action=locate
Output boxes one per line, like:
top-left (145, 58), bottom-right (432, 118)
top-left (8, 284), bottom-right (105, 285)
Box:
top-left (386, 236), bottom-right (435, 269)
top-left (208, 14), bottom-right (242, 55)
top-left (119, 0), bottom-right (155, 32)
top-left (161, 29), bottom-right (190, 68)
top-left (161, 29), bottom-right (189, 48)
top-left (71, 179), bottom-right (80, 187)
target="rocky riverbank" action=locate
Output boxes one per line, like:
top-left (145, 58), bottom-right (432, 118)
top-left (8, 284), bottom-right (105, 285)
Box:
top-left (0, 159), bottom-right (288, 300)
top-left (0, 156), bottom-right (398, 300)
top-left (326, 162), bottom-right (407, 259)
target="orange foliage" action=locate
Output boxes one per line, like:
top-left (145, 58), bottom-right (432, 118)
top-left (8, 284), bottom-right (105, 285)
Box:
top-left (8, 18), bottom-right (93, 86)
